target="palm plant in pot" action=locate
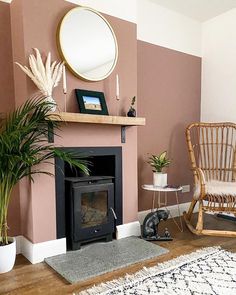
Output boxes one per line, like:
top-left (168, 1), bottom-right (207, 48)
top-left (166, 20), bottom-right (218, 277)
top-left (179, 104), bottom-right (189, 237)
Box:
top-left (148, 151), bottom-right (171, 187)
top-left (0, 96), bottom-right (89, 273)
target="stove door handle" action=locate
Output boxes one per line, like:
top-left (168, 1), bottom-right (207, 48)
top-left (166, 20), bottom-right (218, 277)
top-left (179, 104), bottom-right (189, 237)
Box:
top-left (110, 207), bottom-right (117, 220)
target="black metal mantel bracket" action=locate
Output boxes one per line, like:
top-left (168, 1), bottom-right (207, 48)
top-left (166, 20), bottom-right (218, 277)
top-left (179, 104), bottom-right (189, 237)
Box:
top-left (121, 126), bottom-right (131, 143)
top-left (48, 122), bottom-right (54, 143)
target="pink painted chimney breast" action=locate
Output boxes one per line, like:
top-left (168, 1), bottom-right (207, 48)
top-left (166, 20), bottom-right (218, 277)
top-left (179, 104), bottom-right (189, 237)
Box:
top-left (8, 0), bottom-right (138, 243)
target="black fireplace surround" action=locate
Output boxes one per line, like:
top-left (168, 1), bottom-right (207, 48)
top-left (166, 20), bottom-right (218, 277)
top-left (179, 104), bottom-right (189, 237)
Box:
top-left (55, 147), bottom-right (123, 248)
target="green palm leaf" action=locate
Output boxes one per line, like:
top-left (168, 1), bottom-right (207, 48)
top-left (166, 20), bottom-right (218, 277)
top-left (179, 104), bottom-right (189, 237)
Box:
top-left (0, 95), bottom-right (90, 245)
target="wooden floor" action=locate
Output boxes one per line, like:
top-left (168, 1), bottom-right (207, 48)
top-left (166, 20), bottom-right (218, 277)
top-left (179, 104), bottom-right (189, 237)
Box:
top-left (1, 213), bottom-right (236, 295)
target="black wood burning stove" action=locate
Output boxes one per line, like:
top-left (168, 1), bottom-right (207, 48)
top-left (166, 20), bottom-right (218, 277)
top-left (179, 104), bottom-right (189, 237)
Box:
top-left (55, 147), bottom-right (122, 250)
top-left (65, 176), bottom-right (117, 250)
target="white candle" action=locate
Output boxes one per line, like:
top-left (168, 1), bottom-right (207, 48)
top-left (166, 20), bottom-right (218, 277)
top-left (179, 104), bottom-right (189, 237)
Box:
top-left (116, 74), bottom-right (120, 98)
top-left (62, 65), bottom-right (67, 94)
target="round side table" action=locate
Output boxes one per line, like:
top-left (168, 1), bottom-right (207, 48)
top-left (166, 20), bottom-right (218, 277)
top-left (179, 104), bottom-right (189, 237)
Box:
top-left (142, 184), bottom-right (183, 232)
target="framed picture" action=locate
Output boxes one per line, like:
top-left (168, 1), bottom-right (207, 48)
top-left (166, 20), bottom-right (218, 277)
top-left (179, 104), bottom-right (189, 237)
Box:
top-left (75, 89), bottom-right (109, 115)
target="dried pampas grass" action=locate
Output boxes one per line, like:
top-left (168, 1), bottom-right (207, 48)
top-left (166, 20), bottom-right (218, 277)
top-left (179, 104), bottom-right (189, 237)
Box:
top-left (15, 48), bottom-right (63, 98)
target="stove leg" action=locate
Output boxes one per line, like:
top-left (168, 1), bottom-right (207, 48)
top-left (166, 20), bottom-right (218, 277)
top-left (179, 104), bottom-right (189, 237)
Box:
top-left (106, 233), bottom-right (113, 242)
top-left (71, 241), bottom-right (81, 250)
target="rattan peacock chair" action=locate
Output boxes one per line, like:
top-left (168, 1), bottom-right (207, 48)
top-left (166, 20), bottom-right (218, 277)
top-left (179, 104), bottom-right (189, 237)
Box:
top-left (183, 122), bottom-right (236, 237)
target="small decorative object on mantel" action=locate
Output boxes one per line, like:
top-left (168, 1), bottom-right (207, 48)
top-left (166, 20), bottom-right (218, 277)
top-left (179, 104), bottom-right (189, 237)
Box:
top-left (142, 209), bottom-right (172, 241)
top-left (148, 151), bottom-right (171, 187)
top-left (127, 96), bottom-right (136, 117)
top-left (75, 89), bottom-right (109, 115)
top-left (15, 48), bottom-right (64, 112)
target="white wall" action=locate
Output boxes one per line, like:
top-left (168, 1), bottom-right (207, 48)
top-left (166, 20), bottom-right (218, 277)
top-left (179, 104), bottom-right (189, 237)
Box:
top-left (66, 0), bottom-right (202, 58)
top-left (65, 0), bottom-right (137, 23)
top-left (137, 0), bottom-right (202, 57)
top-left (201, 8), bottom-right (236, 122)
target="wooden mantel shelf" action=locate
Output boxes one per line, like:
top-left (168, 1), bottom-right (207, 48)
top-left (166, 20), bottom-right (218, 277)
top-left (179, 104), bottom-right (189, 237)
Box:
top-left (48, 112), bottom-right (146, 126)
top-left (47, 112), bottom-right (145, 143)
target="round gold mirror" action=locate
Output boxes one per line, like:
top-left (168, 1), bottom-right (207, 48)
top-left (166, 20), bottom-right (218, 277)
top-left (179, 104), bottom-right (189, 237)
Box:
top-left (57, 7), bottom-right (118, 81)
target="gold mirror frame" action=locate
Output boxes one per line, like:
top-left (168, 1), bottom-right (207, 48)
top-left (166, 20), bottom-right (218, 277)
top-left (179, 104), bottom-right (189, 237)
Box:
top-left (57, 7), bottom-right (118, 82)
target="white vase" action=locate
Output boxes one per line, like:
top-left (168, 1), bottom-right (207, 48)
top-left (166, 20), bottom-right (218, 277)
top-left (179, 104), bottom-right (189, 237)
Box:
top-left (153, 172), bottom-right (167, 187)
top-left (0, 237), bottom-right (16, 273)
top-left (45, 96), bottom-right (57, 112)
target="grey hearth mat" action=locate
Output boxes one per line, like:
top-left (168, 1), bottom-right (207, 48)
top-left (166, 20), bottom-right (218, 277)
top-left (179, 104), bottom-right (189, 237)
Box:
top-left (45, 236), bottom-right (168, 284)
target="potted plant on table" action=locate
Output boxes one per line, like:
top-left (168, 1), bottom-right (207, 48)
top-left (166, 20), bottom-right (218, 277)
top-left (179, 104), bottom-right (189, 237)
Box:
top-left (148, 151), bottom-right (171, 187)
top-left (0, 96), bottom-right (89, 273)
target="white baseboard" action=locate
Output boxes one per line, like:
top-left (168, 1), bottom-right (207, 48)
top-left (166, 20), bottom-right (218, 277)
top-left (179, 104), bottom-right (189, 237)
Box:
top-left (15, 236), bottom-right (66, 264)
top-left (16, 223), bottom-right (141, 263)
top-left (15, 236), bottom-right (22, 254)
top-left (14, 203), bottom-right (196, 264)
top-left (116, 221), bottom-right (141, 239)
top-left (15, 221), bottom-right (142, 263)
top-left (138, 201), bottom-right (198, 225)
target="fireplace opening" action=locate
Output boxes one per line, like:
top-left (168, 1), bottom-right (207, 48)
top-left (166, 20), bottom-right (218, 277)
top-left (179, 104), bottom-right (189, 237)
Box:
top-left (55, 147), bottom-right (122, 249)
top-left (65, 155), bottom-right (116, 177)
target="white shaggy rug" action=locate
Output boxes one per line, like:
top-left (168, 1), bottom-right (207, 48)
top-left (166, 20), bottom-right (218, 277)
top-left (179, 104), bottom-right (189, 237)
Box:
top-left (78, 247), bottom-right (236, 295)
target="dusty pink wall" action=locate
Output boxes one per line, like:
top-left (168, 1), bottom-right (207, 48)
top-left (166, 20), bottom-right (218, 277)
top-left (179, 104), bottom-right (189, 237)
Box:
top-left (0, 2), bottom-right (15, 112)
top-left (9, 0), bottom-right (138, 243)
top-left (10, 0), bottom-right (28, 107)
top-left (137, 41), bottom-right (201, 211)
top-left (0, 2), bottom-right (22, 237)
top-left (10, 0), bottom-right (34, 240)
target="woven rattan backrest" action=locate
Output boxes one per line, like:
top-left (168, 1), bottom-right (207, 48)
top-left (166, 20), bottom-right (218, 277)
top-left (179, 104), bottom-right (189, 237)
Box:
top-left (186, 122), bottom-right (236, 182)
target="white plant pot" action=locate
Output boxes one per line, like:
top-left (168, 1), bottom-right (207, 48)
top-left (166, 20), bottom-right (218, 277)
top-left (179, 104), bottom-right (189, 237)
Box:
top-left (0, 237), bottom-right (16, 273)
top-left (153, 172), bottom-right (167, 187)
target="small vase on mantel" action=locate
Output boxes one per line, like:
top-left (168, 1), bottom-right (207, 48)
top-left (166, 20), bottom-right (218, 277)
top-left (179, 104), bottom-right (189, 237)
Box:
top-left (45, 96), bottom-right (57, 112)
top-left (153, 172), bottom-right (167, 187)
top-left (127, 96), bottom-right (136, 117)
top-left (127, 106), bottom-right (136, 117)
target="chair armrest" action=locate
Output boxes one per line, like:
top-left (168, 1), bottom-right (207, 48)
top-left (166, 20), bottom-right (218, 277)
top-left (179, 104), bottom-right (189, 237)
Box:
top-left (191, 167), bottom-right (206, 199)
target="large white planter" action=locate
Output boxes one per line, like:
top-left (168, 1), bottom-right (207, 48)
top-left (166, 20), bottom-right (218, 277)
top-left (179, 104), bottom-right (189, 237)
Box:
top-left (153, 172), bottom-right (167, 187)
top-left (0, 237), bottom-right (16, 273)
